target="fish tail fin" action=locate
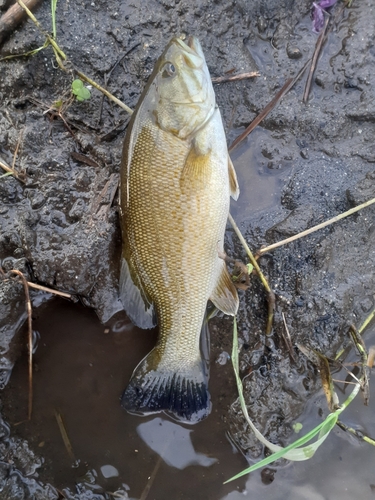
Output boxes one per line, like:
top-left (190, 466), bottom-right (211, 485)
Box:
top-left (121, 347), bottom-right (211, 423)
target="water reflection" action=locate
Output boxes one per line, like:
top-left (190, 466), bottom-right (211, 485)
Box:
top-left (137, 417), bottom-right (218, 469)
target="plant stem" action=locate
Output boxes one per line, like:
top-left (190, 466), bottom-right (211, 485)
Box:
top-left (10, 270), bottom-right (33, 420)
top-left (228, 213), bottom-right (275, 334)
top-left (259, 197), bottom-right (375, 255)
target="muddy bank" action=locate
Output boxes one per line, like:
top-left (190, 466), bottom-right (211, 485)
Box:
top-left (0, 0), bottom-right (375, 498)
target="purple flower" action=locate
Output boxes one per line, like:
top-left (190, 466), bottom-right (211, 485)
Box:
top-left (319, 0), bottom-right (337, 8)
top-left (312, 0), bottom-right (337, 32)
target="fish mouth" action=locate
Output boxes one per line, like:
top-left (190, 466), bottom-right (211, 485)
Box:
top-left (174, 36), bottom-right (203, 67)
top-left (171, 35), bottom-right (207, 104)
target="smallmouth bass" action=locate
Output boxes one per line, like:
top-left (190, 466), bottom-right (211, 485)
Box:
top-left (119, 36), bottom-right (239, 423)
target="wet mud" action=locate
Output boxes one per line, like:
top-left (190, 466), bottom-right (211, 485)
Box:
top-left (1, 0), bottom-right (375, 498)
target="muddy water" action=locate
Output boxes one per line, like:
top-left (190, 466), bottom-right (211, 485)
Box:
top-left (3, 299), bottom-right (249, 498)
top-left (4, 292), bottom-right (375, 499)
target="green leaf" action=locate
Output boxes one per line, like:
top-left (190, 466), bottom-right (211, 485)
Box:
top-left (246, 263), bottom-right (254, 274)
top-left (72, 79), bottom-right (91, 101)
top-left (72, 79), bottom-right (84, 91)
top-left (292, 422), bottom-right (303, 433)
top-left (80, 87), bottom-right (91, 100)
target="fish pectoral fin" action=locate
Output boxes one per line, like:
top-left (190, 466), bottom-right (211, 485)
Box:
top-left (119, 257), bottom-right (157, 329)
top-left (210, 262), bottom-right (239, 316)
top-left (228, 156), bottom-right (240, 200)
top-left (121, 348), bottom-right (211, 423)
top-left (180, 146), bottom-right (212, 192)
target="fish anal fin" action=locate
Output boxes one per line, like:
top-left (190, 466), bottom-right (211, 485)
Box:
top-left (228, 156), bottom-right (240, 200)
top-left (210, 262), bottom-right (239, 316)
top-left (121, 348), bottom-right (211, 423)
top-left (180, 146), bottom-right (212, 192)
top-left (119, 257), bottom-right (157, 329)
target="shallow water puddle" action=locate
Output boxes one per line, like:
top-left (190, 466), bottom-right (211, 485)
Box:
top-left (230, 127), bottom-right (290, 222)
top-left (2, 299), bottom-right (250, 498)
top-left (5, 301), bottom-right (375, 499)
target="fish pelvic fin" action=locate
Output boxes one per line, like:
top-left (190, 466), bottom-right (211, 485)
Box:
top-left (228, 156), bottom-right (240, 200)
top-left (119, 257), bottom-right (157, 329)
top-left (210, 261), bottom-right (239, 316)
top-left (121, 348), bottom-right (211, 424)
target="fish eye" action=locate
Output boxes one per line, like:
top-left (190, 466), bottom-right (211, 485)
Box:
top-left (161, 62), bottom-right (176, 78)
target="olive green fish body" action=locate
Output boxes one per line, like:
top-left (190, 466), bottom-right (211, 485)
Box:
top-left (120, 36), bottom-right (239, 423)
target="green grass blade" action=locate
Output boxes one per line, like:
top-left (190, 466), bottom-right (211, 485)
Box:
top-left (0, 172), bottom-right (13, 179)
top-left (226, 317), bottom-right (362, 483)
top-left (0, 41), bottom-right (49, 62)
top-left (51, 0), bottom-right (58, 39)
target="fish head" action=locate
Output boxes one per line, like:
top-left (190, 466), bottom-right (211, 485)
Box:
top-left (148, 36), bottom-right (216, 139)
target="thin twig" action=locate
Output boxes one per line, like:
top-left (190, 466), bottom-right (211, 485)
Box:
top-left (27, 281), bottom-right (72, 298)
top-left (97, 42), bottom-right (140, 124)
top-left (228, 60), bottom-right (310, 153)
top-left (332, 378), bottom-right (358, 385)
top-left (12, 129), bottom-right (23, 170)
top-left (10, 270), bottom-right (33, 420)
top-left (212, 71), bottom-right (260, 83)
top-left (75, 69), bottom-right (133, 115)
top-left (228, 212), bottom-right (275, 334)
top-left (303, 16), bottom-right (329, 103)
top-left (55, 410), bottom-right (76, 462)
top-left (281, 312), bottom-right (296, 361)
top-left (259, 197), bottom-right (375, 255)
top-left (0, 159), bottom-right (25, 183)
top-left (139, 455), bottom-right (163, 500)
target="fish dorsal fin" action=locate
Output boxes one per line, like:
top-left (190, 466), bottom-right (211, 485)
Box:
top-left (119, 257), bottom-right (157, 329)
top-left (210, 262), bottom-right (239, 316)
top-left (180, 144), bottom-right (212, 192)
top-left (228, 156), bottom-right (240, 200)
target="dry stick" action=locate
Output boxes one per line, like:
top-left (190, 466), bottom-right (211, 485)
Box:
top-left (10, 270), bottom-right (33, 420)
top-left (281, 312), bottom-right (296, 362)
top-left (228, 213), bottom-right (275, 335)
top-left (98, 42), bottom-right (140, 124)
top-left (0, 159), bottom-right (25, 183)
top-left (12, 129), bottom-right (23, 170)
top-left (27, 281), bottom-right (72, 298)
top-left (303, 16), bottom-right (329, 103)
top-left (55, 410), bottom-right (76, 462)
top-left (332, 378), bottom-right (358, 385)
top-left (139, 455), bottom-right (163, 500)
top-left (212, 71), bottom-right (260, 83)
top-left (16, 0), bottom-right (133, 114)
top-left (228, 60), bottom-right (310, 153)
top-left (258, 197), bottom-right (375, 255)
top-left (0, 0), bottom-right (42, 46)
